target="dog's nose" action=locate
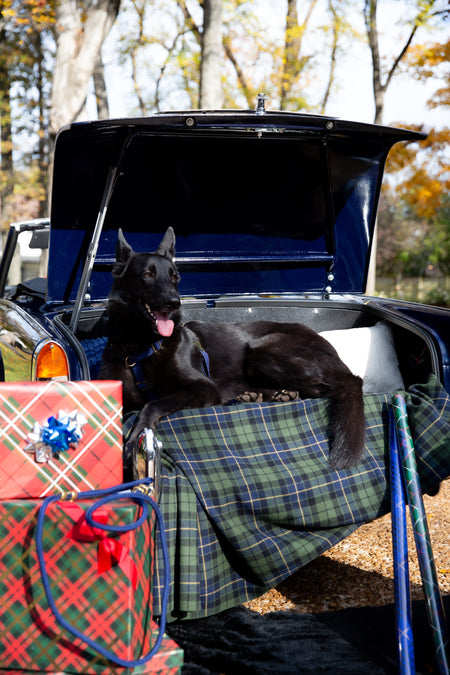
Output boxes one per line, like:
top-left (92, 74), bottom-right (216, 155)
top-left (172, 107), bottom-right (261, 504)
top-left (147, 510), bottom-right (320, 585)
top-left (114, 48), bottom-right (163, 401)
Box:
top-left (166, 296), bottom-right (181, 311)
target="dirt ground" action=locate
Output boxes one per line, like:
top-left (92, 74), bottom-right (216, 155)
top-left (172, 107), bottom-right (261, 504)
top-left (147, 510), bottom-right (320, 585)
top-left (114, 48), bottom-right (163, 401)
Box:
top-left (246, 478), bottom-right (450, 614)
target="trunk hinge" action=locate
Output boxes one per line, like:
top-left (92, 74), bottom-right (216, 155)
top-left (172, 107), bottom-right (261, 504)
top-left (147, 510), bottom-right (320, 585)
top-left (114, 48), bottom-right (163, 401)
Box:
top-left (323, 264), bottom-right (335, 299)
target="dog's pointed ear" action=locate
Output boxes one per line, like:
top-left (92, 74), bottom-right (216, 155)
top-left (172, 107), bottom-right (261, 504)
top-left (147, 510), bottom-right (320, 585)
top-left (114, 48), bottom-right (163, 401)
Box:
top-left (112, 229), bottom-right (133, 278)
top-left (155, 227), bottom-right (176, 260)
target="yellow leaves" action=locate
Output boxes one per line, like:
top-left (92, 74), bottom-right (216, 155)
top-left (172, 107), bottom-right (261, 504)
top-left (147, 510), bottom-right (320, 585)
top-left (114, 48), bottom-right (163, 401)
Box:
top-left (393, 171), bottom-right (449, 220)
top-left (1, 0), bottom-right (55, 31)
top-left (408, 40), bottom-right (450, 68)
top-left (285, 23), bottom-right (306, 45)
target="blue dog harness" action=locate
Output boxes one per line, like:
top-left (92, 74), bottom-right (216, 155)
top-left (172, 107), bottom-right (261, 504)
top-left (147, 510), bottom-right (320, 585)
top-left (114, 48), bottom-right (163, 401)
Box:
top-left (196, 340), bottom-right (211, 380)
top-left (127, 339), bottom-right (211, 402)
top-left (126, 340), bottom-right (164, 401)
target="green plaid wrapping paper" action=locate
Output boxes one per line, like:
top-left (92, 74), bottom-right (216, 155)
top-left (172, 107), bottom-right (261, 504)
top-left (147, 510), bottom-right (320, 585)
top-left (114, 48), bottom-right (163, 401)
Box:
top-left (0, 499), bottom-right (155, 674)
top-left (152, 375), bottom-right (450, 621)
top-left (0, 628), bottom-right (183, 675)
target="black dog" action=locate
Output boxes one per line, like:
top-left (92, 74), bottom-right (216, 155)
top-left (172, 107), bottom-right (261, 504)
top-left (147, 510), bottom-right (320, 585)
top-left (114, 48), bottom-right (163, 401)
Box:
top-left (99, 228), bottom-right (365, 470)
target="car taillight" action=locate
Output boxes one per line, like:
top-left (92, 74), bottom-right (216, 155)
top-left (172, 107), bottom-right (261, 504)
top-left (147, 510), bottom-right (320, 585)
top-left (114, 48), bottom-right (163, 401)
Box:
top-left (35, 342), bottom-right (69, 380)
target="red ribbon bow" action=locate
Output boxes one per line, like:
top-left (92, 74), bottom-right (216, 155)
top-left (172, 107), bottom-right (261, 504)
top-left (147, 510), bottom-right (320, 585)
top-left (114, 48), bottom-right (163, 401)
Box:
top-left (62, 502), bottom-right (138, 590)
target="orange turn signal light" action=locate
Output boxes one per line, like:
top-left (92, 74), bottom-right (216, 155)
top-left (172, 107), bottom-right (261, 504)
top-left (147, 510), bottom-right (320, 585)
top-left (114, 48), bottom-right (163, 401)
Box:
top-left (35, 342), bottom-right (69, 380)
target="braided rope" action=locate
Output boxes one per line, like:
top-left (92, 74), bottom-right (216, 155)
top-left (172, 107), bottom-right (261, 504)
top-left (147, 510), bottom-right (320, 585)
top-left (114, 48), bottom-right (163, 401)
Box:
top-left (36, 478), bottom-right (170, 667)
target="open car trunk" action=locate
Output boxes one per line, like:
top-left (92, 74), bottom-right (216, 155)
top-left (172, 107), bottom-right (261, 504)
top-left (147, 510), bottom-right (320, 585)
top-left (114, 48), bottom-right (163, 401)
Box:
top-left (45, 113), bottom-right (444, 393)
top-left (68, 297), bottom-right (435, 394)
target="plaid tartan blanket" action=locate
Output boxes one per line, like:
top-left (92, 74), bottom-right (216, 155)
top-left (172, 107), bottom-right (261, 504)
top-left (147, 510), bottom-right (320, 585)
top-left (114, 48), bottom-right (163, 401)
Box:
top-left (152, 376), bottom-right (450, 622)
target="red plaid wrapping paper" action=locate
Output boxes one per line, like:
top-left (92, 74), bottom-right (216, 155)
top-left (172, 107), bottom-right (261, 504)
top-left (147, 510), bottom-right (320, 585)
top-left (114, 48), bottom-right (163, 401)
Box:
top-left (0, 628), bottom-right (183, 675)
top-left (0, 497), bottom-right (156, 674)
top-left (0, 380), bottom-right (123, 498)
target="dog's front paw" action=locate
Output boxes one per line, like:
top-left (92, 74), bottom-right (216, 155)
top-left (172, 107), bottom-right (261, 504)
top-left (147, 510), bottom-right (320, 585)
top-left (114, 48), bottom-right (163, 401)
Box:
top-left (272, 390), bottom-right (300, 402)
top-left (236, 391), bottom-right (264, 403)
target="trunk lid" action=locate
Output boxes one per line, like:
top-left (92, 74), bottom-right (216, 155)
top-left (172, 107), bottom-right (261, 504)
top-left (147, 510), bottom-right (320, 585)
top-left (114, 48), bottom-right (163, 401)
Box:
top-left (48, 110), bottom-right (424, 306)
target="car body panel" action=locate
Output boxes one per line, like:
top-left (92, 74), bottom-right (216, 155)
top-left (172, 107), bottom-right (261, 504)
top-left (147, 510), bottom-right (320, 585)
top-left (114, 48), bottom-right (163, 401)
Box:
top-left (0, 299), bottom-right (50, 381)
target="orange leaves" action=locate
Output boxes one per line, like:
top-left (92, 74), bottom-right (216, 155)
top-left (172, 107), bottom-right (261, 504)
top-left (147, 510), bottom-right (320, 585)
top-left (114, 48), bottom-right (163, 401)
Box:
top-left (385, 126), bottom-right (450, 220)
top-left (408, 178), bottom-right (447, 219)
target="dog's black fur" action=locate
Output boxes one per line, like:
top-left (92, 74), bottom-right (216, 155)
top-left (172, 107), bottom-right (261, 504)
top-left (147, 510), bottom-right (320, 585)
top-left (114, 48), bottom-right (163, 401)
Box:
top-left (99, 228), bottom-right (365, 470)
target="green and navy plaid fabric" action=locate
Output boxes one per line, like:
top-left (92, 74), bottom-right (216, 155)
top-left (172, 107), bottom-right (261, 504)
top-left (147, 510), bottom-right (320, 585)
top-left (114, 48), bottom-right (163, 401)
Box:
top-left (153, 376), bottom-right (450, 621)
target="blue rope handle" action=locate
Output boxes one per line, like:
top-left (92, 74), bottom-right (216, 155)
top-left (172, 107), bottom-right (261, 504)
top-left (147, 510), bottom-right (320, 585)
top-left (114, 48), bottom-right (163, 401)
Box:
top-left (36, 478), bottom-right (170, 667)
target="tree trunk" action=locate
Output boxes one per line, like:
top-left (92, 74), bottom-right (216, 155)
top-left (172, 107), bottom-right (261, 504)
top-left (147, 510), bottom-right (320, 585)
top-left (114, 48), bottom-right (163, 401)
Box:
top-left (178, 0), bottom-right (250, 108)
top-left (364, 0), bottom-right (384, 125)
top-left (364, 0), bottom-right (383, 292)
top-left (0, 19), bottom-right (13, 229)
top-left (93, 54), bottom-right (110, 119)
top-left (35, 31), bottom-right (49, 219)
top-left (280, 0), bottom-right (318, 110)
top-left (364, 0), bottom-right (436, 125)
top-left (199, 0), bottom-right (223, 109)
top-left (320, 0), bottom-right (339, 113)
top-left (363, 0), bottom-right (435, 293)
top-left (49, 0), bottom-right (120, 142)
top-left (280, 0), bottom-right (300, 110)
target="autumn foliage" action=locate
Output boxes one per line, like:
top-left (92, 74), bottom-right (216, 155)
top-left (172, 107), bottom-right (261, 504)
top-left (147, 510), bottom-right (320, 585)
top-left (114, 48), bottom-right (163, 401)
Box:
top-left (0, 0), bottom-right (449, 296)
top-left (377, 38), bottom-right (450, 281)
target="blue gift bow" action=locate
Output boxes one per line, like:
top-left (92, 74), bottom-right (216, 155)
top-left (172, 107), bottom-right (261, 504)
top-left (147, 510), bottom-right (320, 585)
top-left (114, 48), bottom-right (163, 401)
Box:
top-left (25, 410), bottom-right (86, 459)
top-left (41, 415), bottom-right (83, 453)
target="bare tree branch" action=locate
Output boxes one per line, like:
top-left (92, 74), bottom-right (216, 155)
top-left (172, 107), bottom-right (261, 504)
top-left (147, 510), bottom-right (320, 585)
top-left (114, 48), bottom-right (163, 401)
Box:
top-left (223, 35), bottom-right (253, 107)
top-left (176, 0), bottom-right (202, 44)
top-left (364, 0), bottom-right (437, 124)
top-left (320, 0), bottom-right (339, 113)
top-left (155, 30), bottom-right (189, 111)
top-left (93, 54), bottom-right (110, 119)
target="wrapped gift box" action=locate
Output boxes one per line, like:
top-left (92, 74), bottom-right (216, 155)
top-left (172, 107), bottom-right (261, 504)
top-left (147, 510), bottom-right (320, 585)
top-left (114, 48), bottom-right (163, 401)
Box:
top-left (0, 629), bottom-right (183, 675)
top-left (131, 629), bottom-right (183, 675)
top-left (0, 380), bottom-right (123, 498)
top-left (0, 496), bottom-right (156, 674)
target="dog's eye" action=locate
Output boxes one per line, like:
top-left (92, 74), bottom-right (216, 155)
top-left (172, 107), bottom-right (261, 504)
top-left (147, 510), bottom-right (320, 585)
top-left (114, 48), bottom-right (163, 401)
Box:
top-left (141, 268), bottom-right (156, 279)
top-left (170, 269), bottom-right (180, 282)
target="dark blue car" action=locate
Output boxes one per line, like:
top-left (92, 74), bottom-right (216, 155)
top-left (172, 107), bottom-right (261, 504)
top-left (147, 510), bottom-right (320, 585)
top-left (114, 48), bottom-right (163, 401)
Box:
top-left (0, 111), bottom-right (449, 646)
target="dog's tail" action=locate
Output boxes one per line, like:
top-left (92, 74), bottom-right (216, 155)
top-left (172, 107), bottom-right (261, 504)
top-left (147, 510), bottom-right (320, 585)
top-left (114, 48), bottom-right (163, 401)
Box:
top-left (328, 373), bottom-right (365, 470)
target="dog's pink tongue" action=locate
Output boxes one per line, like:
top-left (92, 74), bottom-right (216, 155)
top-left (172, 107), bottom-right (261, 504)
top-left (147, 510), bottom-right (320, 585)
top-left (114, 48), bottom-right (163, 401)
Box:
top-left (155, 312), bottom-right (174, 337)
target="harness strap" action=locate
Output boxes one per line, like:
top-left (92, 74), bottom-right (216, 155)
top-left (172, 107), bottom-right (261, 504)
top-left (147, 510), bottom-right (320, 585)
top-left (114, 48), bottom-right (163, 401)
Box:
top-left (196, 341), bottom-right (211, 378)
top-left (126, 338), bottom-right (210, 403)
top-left (126, 341), bottom-right (163, 402)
